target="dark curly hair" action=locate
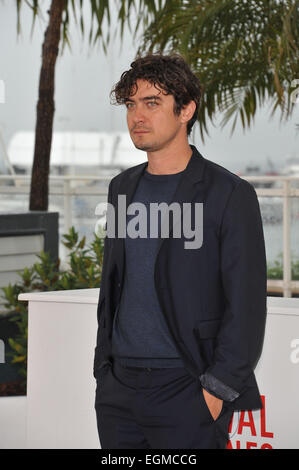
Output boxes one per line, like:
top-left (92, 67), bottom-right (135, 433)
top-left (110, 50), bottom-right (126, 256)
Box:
top-left (110, 53), bottom-right (202, 136)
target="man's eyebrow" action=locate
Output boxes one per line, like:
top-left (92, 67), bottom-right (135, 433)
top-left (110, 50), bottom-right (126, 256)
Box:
top-left (124, 95), bottom-right (162, 103)
top-left (143, 95), bottom-right (162, 101)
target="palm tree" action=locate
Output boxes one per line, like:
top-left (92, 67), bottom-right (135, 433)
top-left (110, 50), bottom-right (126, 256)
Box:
top-left (139, 0), bottom-right (299, 140)
top-left (14, 0), bottom-right (163, 211)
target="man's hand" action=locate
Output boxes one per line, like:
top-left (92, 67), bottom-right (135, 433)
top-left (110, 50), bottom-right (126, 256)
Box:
top-left (202, 388), bottom-right (223, 421)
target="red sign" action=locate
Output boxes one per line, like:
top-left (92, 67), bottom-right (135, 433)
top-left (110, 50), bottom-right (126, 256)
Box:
top-left (227, 396), bottom-right (274, 449)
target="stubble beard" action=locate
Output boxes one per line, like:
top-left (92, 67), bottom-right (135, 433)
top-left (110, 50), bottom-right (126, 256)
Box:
top-left (133, 141), bottom-right (157, 152)
top-left (131, 134), bottom-right (159, 153)
top-left (129, 118), bottom-right (182, 153)
top-left (131, 130), bottom-right (180, 154)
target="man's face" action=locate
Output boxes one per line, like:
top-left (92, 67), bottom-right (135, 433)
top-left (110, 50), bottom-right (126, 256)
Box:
top-left (125, 79), bottom-right (185, 152)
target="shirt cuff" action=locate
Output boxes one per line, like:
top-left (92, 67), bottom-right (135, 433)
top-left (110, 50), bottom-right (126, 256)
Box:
top-left (199, 372), bottom-right (240, 402)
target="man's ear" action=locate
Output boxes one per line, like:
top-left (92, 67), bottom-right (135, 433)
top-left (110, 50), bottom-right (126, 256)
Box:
top-left (180, 100), bottom-right (196, 125)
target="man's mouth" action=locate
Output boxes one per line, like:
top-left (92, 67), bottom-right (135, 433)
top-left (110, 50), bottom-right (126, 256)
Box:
top-left (132, 128), bottom-right (150, 134)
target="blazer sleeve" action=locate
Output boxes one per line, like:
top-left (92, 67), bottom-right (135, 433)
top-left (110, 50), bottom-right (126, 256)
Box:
top-left (95, 177), bottom-right (114, 350)
top-left (202, 179), bottom-right (267, 398)
top-left (97, 178), bottom-right (114, 309)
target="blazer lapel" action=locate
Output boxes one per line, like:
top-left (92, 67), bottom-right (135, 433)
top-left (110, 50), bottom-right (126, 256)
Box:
top-left (155, 146), bottom-right (206, 257)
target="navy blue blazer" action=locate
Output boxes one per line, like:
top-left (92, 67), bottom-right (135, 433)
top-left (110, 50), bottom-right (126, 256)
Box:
top-left (93, 145), bottom-right (267, 411)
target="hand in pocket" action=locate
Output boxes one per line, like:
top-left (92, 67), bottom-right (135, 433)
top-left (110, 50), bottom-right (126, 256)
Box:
top-left (202, 387), bottom-right (223, 421)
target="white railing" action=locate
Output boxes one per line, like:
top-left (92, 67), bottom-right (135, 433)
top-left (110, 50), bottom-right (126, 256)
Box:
top-left (245, 176), bottom-right (299, 297)
top-left (1, 174), bottom-right (299, 297)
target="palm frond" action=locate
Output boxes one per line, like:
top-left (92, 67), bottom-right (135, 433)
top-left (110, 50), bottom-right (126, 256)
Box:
top-left (139, 0), bottom-right (299, 139)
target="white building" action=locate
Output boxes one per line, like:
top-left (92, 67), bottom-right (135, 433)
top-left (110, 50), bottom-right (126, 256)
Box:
top-left (7, 131), bottom-right (146, 177)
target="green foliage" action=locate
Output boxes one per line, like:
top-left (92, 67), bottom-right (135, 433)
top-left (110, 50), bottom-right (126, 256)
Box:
top-left (16, 0), bottom-right (164, 53)
top-left (139, 0), bottom-right (299, 140)
top-left (267, 252), bottom-right (299, 280)
top-left (0, 226), bottom-right (105, 382)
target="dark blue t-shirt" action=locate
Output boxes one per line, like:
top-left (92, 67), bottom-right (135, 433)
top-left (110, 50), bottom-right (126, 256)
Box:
top-left (111, 166), bottom-right (186, 368)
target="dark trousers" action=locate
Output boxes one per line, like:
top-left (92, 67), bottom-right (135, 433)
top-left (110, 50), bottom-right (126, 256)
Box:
top-left (95, 359), bottom-right (232, 449)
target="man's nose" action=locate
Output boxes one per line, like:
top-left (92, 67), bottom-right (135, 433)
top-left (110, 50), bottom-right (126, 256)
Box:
top-left (132, 105), bottom-right (145, 123)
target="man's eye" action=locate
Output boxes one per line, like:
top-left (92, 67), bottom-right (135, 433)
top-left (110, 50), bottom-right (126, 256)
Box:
top-left (125, 102), bottom-right (134, 109)
top-left (148, 101), bottom-right (158, 107)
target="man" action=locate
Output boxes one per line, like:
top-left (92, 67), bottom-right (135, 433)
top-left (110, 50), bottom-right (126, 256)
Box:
top-left (93, 54), bottom-right (267, 449)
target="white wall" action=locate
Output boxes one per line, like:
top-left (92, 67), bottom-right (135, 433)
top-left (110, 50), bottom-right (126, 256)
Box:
top-left (0, 396), bottom-right (27, 449)
top-left (0, 291), bottom-right (299, 449)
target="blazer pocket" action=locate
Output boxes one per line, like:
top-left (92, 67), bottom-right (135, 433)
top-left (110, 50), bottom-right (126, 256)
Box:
top-left (196, 318), bottom-right (222, 339)
top-left (194, 318), bottom-right (222, 367)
